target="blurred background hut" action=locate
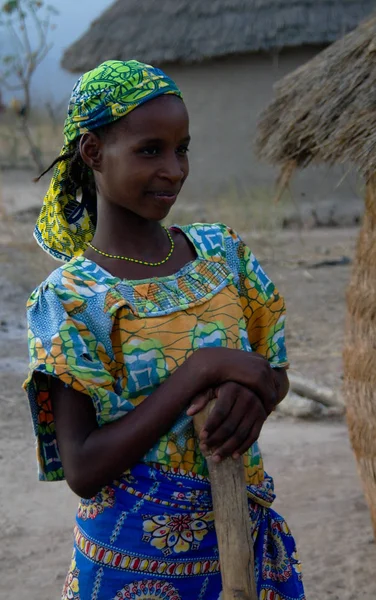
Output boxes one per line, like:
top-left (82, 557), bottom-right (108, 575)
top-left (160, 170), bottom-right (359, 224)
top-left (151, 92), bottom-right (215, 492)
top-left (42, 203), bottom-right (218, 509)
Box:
top-left (256, 14), bottom-right (376, 538)
top-left (61, 0), bottom-right (375, 219)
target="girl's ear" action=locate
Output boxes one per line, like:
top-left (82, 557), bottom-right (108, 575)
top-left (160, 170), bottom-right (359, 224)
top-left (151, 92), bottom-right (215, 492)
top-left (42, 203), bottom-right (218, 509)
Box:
top-left (80, 132), bottom-right (102, 171)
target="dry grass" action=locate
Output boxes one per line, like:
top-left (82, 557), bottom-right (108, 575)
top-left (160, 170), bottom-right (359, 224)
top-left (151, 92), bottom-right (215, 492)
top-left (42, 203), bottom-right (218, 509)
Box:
top-left (167, 183), bottom-right (294, 235)
top-left (344, 174), bottom-right (376, 538)
top-left (0, 117), bottom-right (295, 238)
top-left (0, 174), bottom-right (56, 296)
top-left (0, 174), bottom-right (296, 298)
top-left (256, 15), bottom-right (376, 179)
top-left (0, 169), bottom-right (358, 397)
top-left (0, 113), bottom-right (63, 170)
top-left (0, 215), bottom-right (54, 295)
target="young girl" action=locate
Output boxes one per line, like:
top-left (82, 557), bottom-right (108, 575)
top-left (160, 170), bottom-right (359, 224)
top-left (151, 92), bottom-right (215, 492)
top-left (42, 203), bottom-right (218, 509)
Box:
top-left (24, 60), bottom-right (305, 600)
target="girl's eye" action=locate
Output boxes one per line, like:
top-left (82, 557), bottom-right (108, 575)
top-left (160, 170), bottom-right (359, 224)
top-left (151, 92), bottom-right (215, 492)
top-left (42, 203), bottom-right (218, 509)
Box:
top-left (141, 147), bottom-right (159, 156)
top-left (177, 146), bottom-right (189, 156)
top-left (140, 145), bottom-right (189, 156)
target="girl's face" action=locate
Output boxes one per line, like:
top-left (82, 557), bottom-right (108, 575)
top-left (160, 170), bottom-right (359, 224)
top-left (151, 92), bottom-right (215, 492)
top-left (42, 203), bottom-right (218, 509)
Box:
top-left (81, 95), bottom-right (190, 221)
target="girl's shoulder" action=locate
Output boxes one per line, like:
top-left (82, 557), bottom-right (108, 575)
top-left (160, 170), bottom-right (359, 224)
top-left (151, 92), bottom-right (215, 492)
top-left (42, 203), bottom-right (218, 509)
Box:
top-left (178, 221), bottom-right (242, 259)
top-left (26, 255), bottom-right (113, 311)
top-left (180, 221), bottom-right (237, 239)
top-left (183, 222), bottom-right (276, 299)
top-left (26, 224), bottom-right (249, 310)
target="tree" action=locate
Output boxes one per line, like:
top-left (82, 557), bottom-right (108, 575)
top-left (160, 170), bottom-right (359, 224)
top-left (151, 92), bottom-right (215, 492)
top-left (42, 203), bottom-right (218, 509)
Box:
top-left (0, 0), bottom-right (58, 171)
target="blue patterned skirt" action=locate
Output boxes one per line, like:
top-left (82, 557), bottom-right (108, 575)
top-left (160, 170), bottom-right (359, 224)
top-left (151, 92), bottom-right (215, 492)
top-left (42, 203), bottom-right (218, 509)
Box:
top-left (62, 463), bottom-right (305, 600)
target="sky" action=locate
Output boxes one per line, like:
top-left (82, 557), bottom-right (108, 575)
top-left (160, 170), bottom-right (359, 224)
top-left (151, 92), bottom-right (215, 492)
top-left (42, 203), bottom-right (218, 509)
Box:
top-left (2, 0), bottom-right (111, 104)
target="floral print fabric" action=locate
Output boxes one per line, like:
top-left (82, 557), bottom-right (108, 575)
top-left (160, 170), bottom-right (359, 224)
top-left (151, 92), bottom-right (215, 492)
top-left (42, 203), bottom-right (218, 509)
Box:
top-left (24, 222), bottom-right (305, 599)
top-left (24, 223), bottom-right (288, 484)
top-left (34, 60), bottom-right (183, 262)
top-left (61, 462), bottom-right (305, 600)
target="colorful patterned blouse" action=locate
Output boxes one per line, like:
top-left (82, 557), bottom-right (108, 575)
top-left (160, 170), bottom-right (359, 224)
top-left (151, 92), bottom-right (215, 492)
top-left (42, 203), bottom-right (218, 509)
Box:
top-left (24, 223), bottom-right (288, 484)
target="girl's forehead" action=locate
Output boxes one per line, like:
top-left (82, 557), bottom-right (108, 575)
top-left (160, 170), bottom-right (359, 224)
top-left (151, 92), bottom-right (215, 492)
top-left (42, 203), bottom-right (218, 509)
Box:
top-left (117, 96), bottom-right (189, 137)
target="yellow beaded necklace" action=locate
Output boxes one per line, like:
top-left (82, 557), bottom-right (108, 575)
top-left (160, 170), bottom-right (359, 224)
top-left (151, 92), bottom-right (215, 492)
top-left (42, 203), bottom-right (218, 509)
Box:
top-left (87, 226), bottom-right (175, 267)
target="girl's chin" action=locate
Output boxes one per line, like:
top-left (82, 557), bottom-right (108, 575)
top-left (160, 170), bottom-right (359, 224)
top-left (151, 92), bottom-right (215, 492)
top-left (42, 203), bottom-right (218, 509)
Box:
top-left (146, 201), bottom-right (176, 221)
top-left (154, 207), bottom-right (173, 221)
top-left (106, 199), bottom-right (175, 221)
top-left (135, 207), bottom-right (173, 223)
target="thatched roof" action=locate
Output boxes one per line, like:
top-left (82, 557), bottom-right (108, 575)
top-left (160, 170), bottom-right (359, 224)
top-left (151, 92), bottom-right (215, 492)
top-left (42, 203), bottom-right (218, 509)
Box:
top-left (256, 15), bottom-right (376, 179)
top-left (62, 0), bottom-right (375, 73)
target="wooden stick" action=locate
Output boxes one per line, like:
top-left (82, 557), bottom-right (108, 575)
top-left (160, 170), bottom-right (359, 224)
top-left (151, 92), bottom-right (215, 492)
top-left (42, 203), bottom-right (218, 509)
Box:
top-left (193, 402), bottom-right (258, 600)
top-left (288, 374), bottom-right (344, 408)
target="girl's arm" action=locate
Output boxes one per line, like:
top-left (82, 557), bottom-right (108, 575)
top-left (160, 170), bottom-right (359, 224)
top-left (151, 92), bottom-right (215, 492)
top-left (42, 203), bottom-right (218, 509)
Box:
top-left (52, 347), bottom-right (278, 499)
top-left (52, 352), bottom-right (205, 499)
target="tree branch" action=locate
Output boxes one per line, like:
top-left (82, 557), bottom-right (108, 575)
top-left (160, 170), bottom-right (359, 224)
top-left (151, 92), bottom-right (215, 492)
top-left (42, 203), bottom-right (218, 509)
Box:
top-left (0, 0), bottom-right (58, 171)
top-left (29, 1), bottom-right (49, 57)
top-left (18, 4), bottom-right (32, 60)
top-left (7, 20), bottom-right (25, 55)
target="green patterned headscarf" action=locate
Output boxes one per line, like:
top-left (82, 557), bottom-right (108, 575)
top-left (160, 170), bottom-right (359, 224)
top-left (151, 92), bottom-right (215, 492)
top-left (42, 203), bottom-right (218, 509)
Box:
top-left (35, 60), bottom-right (183, 262)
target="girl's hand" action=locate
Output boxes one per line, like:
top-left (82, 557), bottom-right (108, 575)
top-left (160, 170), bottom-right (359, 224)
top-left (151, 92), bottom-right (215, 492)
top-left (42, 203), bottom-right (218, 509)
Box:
top-left (187, 382), bottom-right (267, 462)
top-left (191, 347), bottom-right (279, 415)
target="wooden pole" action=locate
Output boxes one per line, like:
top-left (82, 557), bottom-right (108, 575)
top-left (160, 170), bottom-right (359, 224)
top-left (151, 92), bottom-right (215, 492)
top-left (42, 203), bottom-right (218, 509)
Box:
top-left (288, 373), bottom-right (344, 408)
top-left (193, 402), bottom-right (258, 600)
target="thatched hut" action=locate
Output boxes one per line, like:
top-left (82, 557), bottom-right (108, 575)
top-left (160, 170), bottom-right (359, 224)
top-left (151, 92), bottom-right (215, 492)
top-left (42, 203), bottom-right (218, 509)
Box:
top-left (256, 15), bottom-right (376, 537)
top-left (61, 0), bottom-right (374, 210)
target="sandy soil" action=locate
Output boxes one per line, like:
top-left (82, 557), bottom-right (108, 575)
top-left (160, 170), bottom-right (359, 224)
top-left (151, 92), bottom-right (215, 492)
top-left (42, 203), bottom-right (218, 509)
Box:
top-left (0, 186), bottom-right (375, 600)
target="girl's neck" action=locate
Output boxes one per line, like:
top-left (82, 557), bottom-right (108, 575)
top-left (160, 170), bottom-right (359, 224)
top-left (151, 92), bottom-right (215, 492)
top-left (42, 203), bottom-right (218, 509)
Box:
top-left (91, 200), bottom-right (166, 260)
top-left (83, 200), bottom-right (197, 282)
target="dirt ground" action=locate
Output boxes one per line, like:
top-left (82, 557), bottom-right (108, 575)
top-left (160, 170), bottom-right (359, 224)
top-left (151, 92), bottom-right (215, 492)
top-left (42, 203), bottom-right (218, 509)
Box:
top-left (0, 181), bottom-right (375, 600)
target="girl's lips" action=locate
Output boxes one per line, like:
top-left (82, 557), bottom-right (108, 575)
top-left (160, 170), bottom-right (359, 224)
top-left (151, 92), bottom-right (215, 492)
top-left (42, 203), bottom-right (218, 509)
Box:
top-left (146, 191), bottom-right (178, 204)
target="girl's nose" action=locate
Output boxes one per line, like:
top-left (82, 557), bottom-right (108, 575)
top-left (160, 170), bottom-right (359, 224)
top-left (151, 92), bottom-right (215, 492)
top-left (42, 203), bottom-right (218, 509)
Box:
top-left (162, 154), bottom-right (185, 182)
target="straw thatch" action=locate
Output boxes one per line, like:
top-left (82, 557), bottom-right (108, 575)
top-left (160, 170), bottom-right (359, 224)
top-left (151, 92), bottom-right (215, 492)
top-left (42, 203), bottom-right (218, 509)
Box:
top-left (256, 15), bottom-right (376, 179)
top-left (343, 175), bottom-right (376, 538)
top-left (256, 12), bottom-right (376, 540)
top-left (61, 0), bottom-right (374, 73)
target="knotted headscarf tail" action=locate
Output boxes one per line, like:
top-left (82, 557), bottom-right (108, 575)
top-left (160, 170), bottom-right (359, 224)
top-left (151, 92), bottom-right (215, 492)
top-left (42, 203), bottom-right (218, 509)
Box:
top-left (34, 60), bottom-right (183, 262)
